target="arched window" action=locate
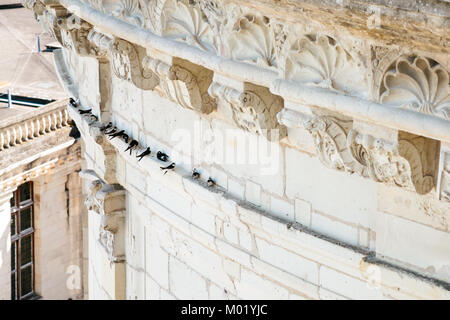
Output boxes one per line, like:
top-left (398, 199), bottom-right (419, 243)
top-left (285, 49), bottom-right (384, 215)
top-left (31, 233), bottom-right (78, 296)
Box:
top-left (10, 181), bottom-right (35, 300)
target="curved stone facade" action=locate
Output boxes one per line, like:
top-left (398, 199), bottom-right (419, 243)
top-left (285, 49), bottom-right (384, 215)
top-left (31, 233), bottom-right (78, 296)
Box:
top-left (24, 0), bottom-right (450, 299)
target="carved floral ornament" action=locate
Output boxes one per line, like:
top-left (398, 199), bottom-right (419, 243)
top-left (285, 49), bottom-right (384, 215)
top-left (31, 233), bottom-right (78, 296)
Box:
top-left (278, 109), bottom-right (437, 195)
top-left (208, 82), bottom-right (286, 141)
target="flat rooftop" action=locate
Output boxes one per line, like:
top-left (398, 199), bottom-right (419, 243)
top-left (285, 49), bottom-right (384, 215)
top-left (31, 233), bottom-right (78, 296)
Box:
top-left (0, 2), bottom-right (67, 127)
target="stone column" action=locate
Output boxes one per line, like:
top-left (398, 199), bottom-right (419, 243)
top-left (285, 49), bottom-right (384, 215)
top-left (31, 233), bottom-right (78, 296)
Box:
top-left (0, 189), bottom-right (14, 300)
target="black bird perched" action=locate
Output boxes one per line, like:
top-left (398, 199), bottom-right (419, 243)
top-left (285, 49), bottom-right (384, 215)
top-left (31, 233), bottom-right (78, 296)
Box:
top-left (121, 133), bottom-right (129, 143)
top-left (160, 162), bottom-right (175, 174)
top-left (207, 177), bottom-right (216, 187)
top-left (109, 130), bottom-right (125, 140)
top-left (100, 122), bottom-right (113, 132)
top-left (69, 122), bottom-right (81, 139)
top-left (137, 147), bottom-right (151, 161)
top-left (125, 140), bottom-right (138, 155)
top-left (160, 162), bottom-right (175, 170)
top-left (157, 151), bottom-right (169, 162)
top-left (69, 98), bottom-right (78, 108)
top-left (79, 108), bottom-right (92, 114)
top-left (104, 127), bottom-right (117, 135)
top-left (87, 114), bottom-right (98, 122)
top-left (192, 169), bottom-right (200, 180)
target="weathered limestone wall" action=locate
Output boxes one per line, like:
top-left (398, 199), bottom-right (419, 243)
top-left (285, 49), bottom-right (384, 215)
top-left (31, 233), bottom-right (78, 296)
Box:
top-left (33, 167), bottom-right (84, 299)
top-left (29, 0), bottom-right (450, 299)
top-left (0, 97), bottom-right (84, 299)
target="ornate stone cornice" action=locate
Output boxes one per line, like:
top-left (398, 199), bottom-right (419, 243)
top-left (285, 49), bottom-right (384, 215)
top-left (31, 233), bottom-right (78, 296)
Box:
top-left (24, 0), bottom-right (450, 197)
top-left (0, 142), bottom-right (81, 193)
top-left (24, 0), bottom-right (450, 140)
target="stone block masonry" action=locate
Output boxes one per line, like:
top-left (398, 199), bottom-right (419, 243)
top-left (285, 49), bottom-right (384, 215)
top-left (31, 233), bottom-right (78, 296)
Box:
top-left (26, 0), bottom-right (450, 299)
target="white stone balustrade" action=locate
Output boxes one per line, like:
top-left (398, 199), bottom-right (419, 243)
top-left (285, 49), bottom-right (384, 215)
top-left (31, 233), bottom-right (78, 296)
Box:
top-left (0, 105), bottom-right (69, 151)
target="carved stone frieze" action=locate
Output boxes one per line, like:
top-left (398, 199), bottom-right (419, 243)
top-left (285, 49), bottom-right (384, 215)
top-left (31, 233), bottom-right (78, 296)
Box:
top-left (161, 0), bottom-right (218, 53)
top-left (278, 109), bottom-right (438, 194)
top-left (209, 82), bottom-right (286, 141)
top-left (144, 56), bottom-right (216, 114)
top-left (285, 34), bottom-right (367, 96)
top-left (80, 170), bottom-right (126, 262)
top-left (224, 11), bottom-right (283, 70)
top-left (378, 56), bottom-right (450, 120)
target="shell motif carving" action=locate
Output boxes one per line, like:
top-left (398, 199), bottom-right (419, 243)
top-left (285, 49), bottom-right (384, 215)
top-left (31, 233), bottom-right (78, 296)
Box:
top-left (162, 0), bottom-right (217, 53)
top-left (111, 0), bottom-right (145, 27)
top-left (285, 35), bottom-right (366, 96)
top-left (225, 13), bottom-right (283, 70)
top-left (380, 56), bottom-right (450, 120)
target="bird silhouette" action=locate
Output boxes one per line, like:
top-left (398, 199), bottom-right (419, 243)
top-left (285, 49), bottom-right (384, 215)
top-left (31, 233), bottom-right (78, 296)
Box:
top-left (160, 162), bottom-right (175, 170)
top-left (87, 114), bottom-right (98, 122)
top-left (69, 98), bottom-right (78, 108)
top-left (104, 127), bottom-right (117, 135)
top-left (207, 177), bottom-right (215, 187)
top-left (121, 133), bottom-right (129, 143)
top-left (157, 151), bottom-right (169, 162)
top-left (192, 169), bottom-right (200, 179)
top-left (125, 140), bottom-right (138, 155)
top-left (100, 122), bottom-right (113, 132)
top-left (137, 147), bottom-right (151, 161)
top-left (109, 130), bottom-right (125, 140)
top-left (161, 162), bottom-right (175, 174)
top-left (79, 109), bottom-right (92, 114)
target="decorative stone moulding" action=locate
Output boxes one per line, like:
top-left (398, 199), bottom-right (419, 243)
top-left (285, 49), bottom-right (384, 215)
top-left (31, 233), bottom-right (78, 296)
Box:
top-left (143, 52), bottom-right (216, 114)
top-left (284, 34), bottom-right (367, 98)
top-left (378, 55), bottom-right (450, 120)
top-left (0, 160), bottom-right (58, 192)
top-left (57, 14), bottom-right (160, 90)
top-left (105, 38), bottom-right (159, 90)
top-left (80, 169), bottom-right (126, 263)
top-left (208, 76), bottom-right (286, 141)
top-left (278, 108), bottom-right (439, 195)
top-left (0, 106), bottom-right (69, 151)
top-left (25, 0), bottom-right (450, 197)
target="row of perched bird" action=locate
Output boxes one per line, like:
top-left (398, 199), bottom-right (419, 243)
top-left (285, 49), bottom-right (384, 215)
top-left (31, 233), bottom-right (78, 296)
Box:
top-left (69, 98), bottom-right (215, 185)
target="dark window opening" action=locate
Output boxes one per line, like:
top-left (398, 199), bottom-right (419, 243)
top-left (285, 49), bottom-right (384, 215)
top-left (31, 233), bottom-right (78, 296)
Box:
top-left (10, 181), bottom-right (35, 300)
top-left (0, 94), bottom-right (54, 108)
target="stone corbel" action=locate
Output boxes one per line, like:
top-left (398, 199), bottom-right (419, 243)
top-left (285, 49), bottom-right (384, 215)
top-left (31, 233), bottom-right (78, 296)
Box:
top-left (143, 53), bottom-right (216, 114)
top-left (22, 0), bottom-right (67, 43)
top-left (106, 39), bottom-right (159, 90)
top-left (437, 144), bottom-right (450, 202)
top-left (56, 14), bottom-right (106, 58)
top-left (347, 128), bottom-right (437, 195)
top-left (208, 76), bottom-right (286, 141)
top-left (278, 109), bottom-right (438, 194)
top-left (80, 170), bottom-right (126, 263)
